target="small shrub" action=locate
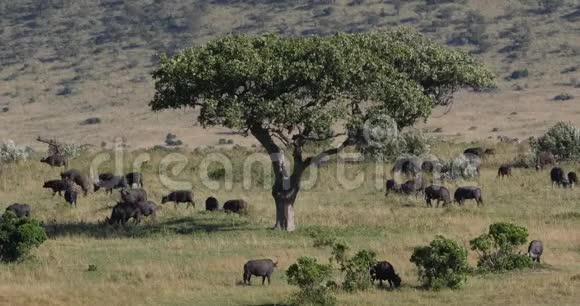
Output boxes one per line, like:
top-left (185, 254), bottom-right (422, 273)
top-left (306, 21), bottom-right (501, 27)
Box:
top-left (561, 66), bottom-right (577, 74)
top-left (553, 93), bottom-right (574, 101)
top-left (0, 140), bottom-right (32, 164)
top-left (470, 222), bottom-right (533, 273)
top-left (0, 212), bottom-right (48, 262)
top-left (48, 143), bottom-right (83, 159)
top-left (537, 0), bottom-right (564, 14)
top-left (491, 127), bottom-right (500, 132)
top-left (218, 138), bottom-right (227, 145)
top-left (80, 117), bottom-right (102, 125)
top-left (165, 133), bottom-right (183, 146)
top-left (529, 122), bottom-right (580, 160)
top-left (439, 154), bottom-right (480, 181)
top-left (88, 264), bottom-right (98, 271)
top-left (308, 229), bottom-right (338, 248)
top-left (1, 107), bottom-right (8, 113)
top-left (286, 257), bottom-right (336, 306)
top-left (227, 139), bottom-right (234, 144)
top-left (506, 69), bottom-right (529, 81)
top-left (331, 243), bottom-right (376, 292)
top-left (410, 235), bottom-right (469, 290)
top-left (208, 167), bottom-right (226, 180)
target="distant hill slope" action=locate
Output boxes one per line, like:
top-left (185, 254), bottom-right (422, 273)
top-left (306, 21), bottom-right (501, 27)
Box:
top-left (1, 0), bottom-right (580, 149)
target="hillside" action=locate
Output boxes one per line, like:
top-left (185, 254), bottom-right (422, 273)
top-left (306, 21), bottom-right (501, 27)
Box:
top-left (1, 0), bottom-right (580, 149)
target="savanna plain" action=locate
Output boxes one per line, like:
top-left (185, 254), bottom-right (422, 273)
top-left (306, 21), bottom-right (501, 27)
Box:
top-left (0, 144), bottom-right (579, 306)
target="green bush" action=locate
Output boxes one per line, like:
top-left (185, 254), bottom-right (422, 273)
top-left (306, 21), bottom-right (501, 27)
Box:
top-left (331, 243), bottom-right (376, 292)
top-left (0, 212), bottom-right (48, 262)
top-left (0, 140), bottom-right (32, 164)
top-left (286, 257), bottom-right (336, 306)
top-left (470, 222), bottom-right (533, 272)
top-left (410, 236), bottom-right (469, 290)
top-left (529, 122), bottom-right (580, 160)
top-left (358, 119), bottom-right (431, 162)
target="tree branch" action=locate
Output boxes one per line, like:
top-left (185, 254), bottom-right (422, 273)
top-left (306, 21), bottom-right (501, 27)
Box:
top-left (303, 137), bottom-right (354, 168)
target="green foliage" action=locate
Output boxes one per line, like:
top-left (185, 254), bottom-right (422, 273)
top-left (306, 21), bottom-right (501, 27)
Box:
top-left (331, 244), bottom-right (376, 292)
top-left (410, 235), bottom-right (469, 290)
top-left (286, 257), bottom-right (336, 306)
top-left (470, 223), bottom-right (533, 272)
top-left (151, 28), bottom-right (495, 148)
top-left (0, 140), bottom-right (32, 164)
top-left (207, 166), bottom-right (226, 180)
top-left (529, 122), bottom-right (580, 160)
top-left (440, 154), bottom-right (480, 180)
top-left (358, 121), bottom-right (432, 162)
top-left (0, 212), bottom-right (48, 262)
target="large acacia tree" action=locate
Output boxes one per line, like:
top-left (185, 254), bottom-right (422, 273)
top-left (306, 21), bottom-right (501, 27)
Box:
top-left (150, 27), bottom-right (495, 231)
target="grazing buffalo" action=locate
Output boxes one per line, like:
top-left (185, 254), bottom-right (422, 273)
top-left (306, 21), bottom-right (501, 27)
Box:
top-left (223, 199), bottom-right (248, 214)
top-left (43, 179), bottom-right (67, 196)
top-left (5, 203), bottom-right (31, 218)
top-left (107, 201), bottom-right (157, 225)
top-left (454, 187), bottom-right (483, 206)
top-left (497, 165), bottom-right (512, 178)
top-left (61, 169), bottom-right (91, 196)
top-left (243, 259), bottom-right (277, 285)
top-left (528, 240), bottom-right (543, 263)
top-left (125, 172), bottom-right (144, 188)
top-left (536, 151), bottom-right (555, 171)
top-left (550, 167), bottom-right (568, 187)
top-left (385, 179), bottom-right (401, 196)
top-left (120, 189), bottom-right (148, 204)
top-left (94, 175), bottom-right (128, 194)
top-left (205, 196), bottom-right (219, 211)
top-left (421, 161), bottom-right (434, 173)
top-left (98, 173), bottom-right (115, 181)
top-left (568, 172), bottom-right (577, 187)
top-left (391, 158), bottom-right (422, 178)
top-left (370, 261), bottom-right (401, 288)
top-left (40, 155), bottom-right (67, 168)
top-left (463, 147), bottom-right (484, 158)
top-left (424, 185), bottom-right (451, 207)
top-left (138, 201), bottom-right (157, 218)
top-left (63, 179), bottom-right (81, 207)
top-left (401, 177), bottom-right (426, 198)
top-left (162, 190), bottom-right (195, 208)
top-left (107, 202), bottom-right (141, 225)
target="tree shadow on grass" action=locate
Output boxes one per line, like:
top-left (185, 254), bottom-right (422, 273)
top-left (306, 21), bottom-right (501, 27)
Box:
top-left (44, 214), bottom-right (258, 239)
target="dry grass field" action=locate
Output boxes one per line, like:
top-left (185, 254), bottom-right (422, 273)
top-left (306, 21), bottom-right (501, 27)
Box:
top-left (0, 144), bottom-right (579, 305)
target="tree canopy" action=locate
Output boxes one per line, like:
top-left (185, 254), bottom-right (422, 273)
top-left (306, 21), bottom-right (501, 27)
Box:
top-left (151, 27), bottom-right (495, 145)
top-left (150, 27), bottom-right (495, 231)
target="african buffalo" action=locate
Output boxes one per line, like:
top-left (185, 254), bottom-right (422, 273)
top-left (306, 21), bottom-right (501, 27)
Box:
top-left (243, 259), bottom-right (277, 285)
top-left (370, 261), bottom-right (401, 288)
top-left (161, 190), bottom-right (194, 208)
top-left (454, 186), bottom-right (483, 206)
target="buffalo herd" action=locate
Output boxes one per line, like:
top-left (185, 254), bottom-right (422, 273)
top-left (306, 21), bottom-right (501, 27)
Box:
top-left (0, 146), bottom-right (563, 288)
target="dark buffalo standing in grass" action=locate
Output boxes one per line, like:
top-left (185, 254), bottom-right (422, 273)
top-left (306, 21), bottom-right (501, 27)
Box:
top-left (43, 179), bottom-right (67, 196)
top-left (162, 190), bottom-right (194, 208)
top-left (550, 167), bottom-right (568, 187)
top-left (370, 261), bottom-right (401, 288)
top-left (223, 199), bottom-right (248, 214)
top-left (61, 169), bottom-right (91, 196)
top-left (5, 203), bottom-right (31, 218)
top-left (497, 164), bottom-right (512, 178)
top-left (463, 147), bottom-right (484, 158)
top-left (536, 151), bottom-right (555, 171)
top-left (40, 155), bottom-right (68, 168)
top-left (401, 177), bottom-right (426, 198)
top-left (568, 172), bottom-right (577, 187)
top-left (94, 175), bottom-right (129, 194)
top-left (454, 186), bottom-right (483, 206)
top-left (385, 179), bottom-right (401, 196)
top-left (107, 201), bottom-right (156, 225)
top-left (120, 189), bottom-right (148, 204)
top-left (205, 196), bottom-right (219, 211)
top-left (98, 173), bottom-right (115, 181)
top-left (63, 179), bottom-right (81, 207)
top-left (528, 240), bottom-right (543, 263)
top-left (125, 172), bottom-right (144, 188)
top-left (243, 259), bottom-right (277, 285)
top-left (424, 185), bottom-right (451, 207)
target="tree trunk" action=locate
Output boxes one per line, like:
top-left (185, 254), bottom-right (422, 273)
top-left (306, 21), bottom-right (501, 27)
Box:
top-left (272, 185), bottom-right (298, 232)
